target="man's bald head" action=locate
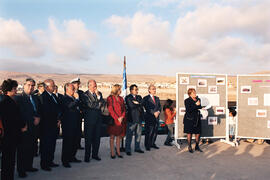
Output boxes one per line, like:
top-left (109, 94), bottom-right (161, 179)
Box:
top-left (44, 79), bottom-right (55, 93)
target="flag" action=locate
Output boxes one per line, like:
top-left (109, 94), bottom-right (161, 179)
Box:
top-left (121, 56), bottom-right (127, 98)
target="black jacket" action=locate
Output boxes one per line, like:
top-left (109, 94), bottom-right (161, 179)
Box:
top-left (183, 97), bottom-right (202, 125)
top-left (15, 92), bottom-right (41, 134)
top-left (0, 95), bottom-right (24, 142)
top-left (125, 94), bottom-right (144, 123)
top-left (61, 95), bottom-right (80, 135)
top-left (39, 91), bottom-right (62, 131)
top-left (143, 95), bottom-right (161, 124)
top-left (81, 90), bottom-right (105, 124)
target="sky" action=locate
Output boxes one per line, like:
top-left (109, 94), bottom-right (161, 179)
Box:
top-left (0, 0), bottom-right (270, 76)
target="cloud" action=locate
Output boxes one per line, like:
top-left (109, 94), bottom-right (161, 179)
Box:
top-left (106, 12), bottom-right (171, 54)
top-left (107, 53), bottom-right (121, 65)
top-left (48, 18), bottom-right (96, 60)
top-left (106, 1), bottom-right (270, 68)
top-left (0, 18), bottom-right (97, 60)
top-left (0, 18), bottom-right (44, 57)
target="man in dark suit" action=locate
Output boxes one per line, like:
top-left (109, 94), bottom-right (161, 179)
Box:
top-left (143, 85), bottom-right (161, 151)
top-left (15, 78), bottom-right (40, 178)
top-left (61, 83), bottom-right (81, 168)
top-left (125, 84), bottom-right (144, 156)
top-left (71, 77), bottom-right (84, 150)
top-left (81, 80), bottom-right (105, 162)
top-left (39, 79), bottom-right (62, 171)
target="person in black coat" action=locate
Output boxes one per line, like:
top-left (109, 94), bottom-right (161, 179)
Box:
top-left (0, 79), bottom-right (27, 180)
top-left (125, 84), bottom-right (144, 155)
top-left (81, 80), bottom-right (105, 162)
top-left (15, 78), bottom-right (40, 178)
top-left (183, 88), bottom-right (203, 153)
top-left (143, 85), bottom-right (161, 151)
top-left (71, 77), bottom-right (84, 150)
top-left (61, 83), bottom-right (81, 168)
top-left (39, 79), bottom-right (62, 171)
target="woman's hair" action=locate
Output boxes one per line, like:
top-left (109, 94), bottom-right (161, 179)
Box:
top-left (1, 79), bottom-right (18, 94)
top-left (187, 88), bottom-right (196, 96)
top-left (111, 84), bottom-right (121, 96)
top-left (163, 99), bottom-right (174, 111)
top-left (229, 108), bottom-right (237, 117)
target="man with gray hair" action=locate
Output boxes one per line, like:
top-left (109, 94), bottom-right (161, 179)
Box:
top-left (142, 84), bottom-right (161, 151)
top-left (39, 79), bottom-right (62, 171)
top-left (81, 80), bottom-right (105, 162)
top-left (15, 78), bottom-right (40, 177)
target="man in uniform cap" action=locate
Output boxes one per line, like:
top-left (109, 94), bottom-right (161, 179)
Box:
top-left (70, 77), bottom-right (84, 150)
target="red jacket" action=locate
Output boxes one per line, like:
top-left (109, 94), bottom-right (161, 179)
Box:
top-left (107, 95), bottom-right (126, 126)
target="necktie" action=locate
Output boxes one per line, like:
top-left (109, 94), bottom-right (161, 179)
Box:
top-left (51, 94), bottom-right (58, 104)
top-left (93, 93), bottom-right (97, 100)
top-left (152, 96), bottom-right (156, 104)
top-left (30, 95), bottom-right (37, 112)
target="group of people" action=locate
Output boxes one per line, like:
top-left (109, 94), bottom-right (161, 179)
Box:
top-left (0, 77), bottom-right (177, 180)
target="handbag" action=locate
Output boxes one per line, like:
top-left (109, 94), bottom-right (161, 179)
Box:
top-left (102, 96), bottom-right (116, 126)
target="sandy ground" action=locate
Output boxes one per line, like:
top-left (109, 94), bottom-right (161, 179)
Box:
top-left (12, 135), bottom-right (270, 180)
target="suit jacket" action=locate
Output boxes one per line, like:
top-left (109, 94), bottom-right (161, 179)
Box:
top-left (143, 95), bottom-right (161, 125)
top-left (183, 97), bottom-right (202, 125)
top-left (61, 95), bottom-right (80, 135)
top-left (39, 91), bottom-right (62, 132)
top-left (15, 92), bottom-right (41, 134)
top-left (125, 94), bottom-right (144, 123)
top-left (0, 95), bottom-right (24, 142)
top-left (81, 90), bottom-right (105, 124)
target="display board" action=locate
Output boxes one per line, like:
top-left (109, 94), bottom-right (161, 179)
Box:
top-left (176, 73), bottom-right (228, 139)
top-left (237, 75), bottom-right (270, 139)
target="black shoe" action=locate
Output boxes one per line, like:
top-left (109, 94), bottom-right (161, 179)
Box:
top-left (151, 145), bottom-right (159, 149)
top-left (84, 158), bottom-right (90, 163)
top-left (92, 156), bottom-right (101, 161)
top-left (116, 153), bottom-right (123, 158)
top-left (126, 152), bottom-right (132, 156)
top-left (70, 158), bottom-right (82, 163)
top-left (188, 146), bottom-right (193, 153)
top-left (111, 155), bottom-right (116, 159)
top-left (41, 166), bottom-right (51, 171)
top-left (63, 163), bottom-right (71, 168)
top-left (146, 148), bottom-right (151, 151)
top-left (25, 168), bottom-right (38, 172)
top-left (49, 162), bottom-right (59, 167)
top-left (18, 172), bottom-right (27, 178)
top-left (195, 146), bottom-right (203, 152)
top-left (164, 142), bottom-right (173, 146)
top-left (135, 149), bottom-right (144, 153)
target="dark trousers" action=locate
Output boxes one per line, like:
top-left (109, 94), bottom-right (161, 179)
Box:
top-left (61, 129), bottom-right (79, 163)
top-left (84, 120), bottom-right (101, 159)
top-left (1, 139), bottom-right (17, 180)
top-left (40, 128), bottom-right (57, 167)
top-left (17, 132), bottom-right (35, 173)
top-left (145, 119), bottom-right (159, 149)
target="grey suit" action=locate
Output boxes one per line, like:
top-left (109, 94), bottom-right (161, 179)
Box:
top-left (81, 90), bottom-right (105, 159)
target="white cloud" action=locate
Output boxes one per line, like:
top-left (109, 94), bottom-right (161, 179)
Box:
top-left (0, 18), bottom-right (44, 57)
top-left (0, 18), bottom-right (97, 60)
top-left (106, 1), bottom-right (270, 68)
top-left (48, 18), bottom-right (96, 60)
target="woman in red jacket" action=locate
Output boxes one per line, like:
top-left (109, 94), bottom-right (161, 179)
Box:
top-left (107, 84), bottom-right (126, 159)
